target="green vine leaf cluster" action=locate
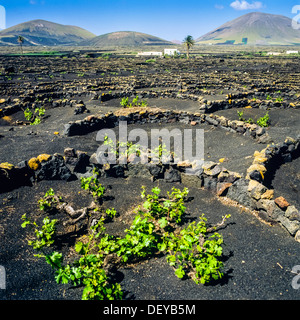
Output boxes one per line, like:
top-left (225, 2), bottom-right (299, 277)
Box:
top-left (120, 95), bottom-right (148, 108)
top-left (24, 106), bottom-right (45, 125)
top-left (38, 188), bottom-right (62, 213)
top-left (237, 110), bottom-right (270, 127)
top-left (103, 135), bottom-right (142, 158)
top-left (80, 169), bottom-right (105, 203)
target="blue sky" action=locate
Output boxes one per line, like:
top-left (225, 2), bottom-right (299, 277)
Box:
top-left (0, 0), bottom-right (299, 40)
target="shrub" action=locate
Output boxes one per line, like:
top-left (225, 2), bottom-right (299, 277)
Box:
top-left (80, 169), bottom-right (105, 203)
top-left (120, 95), bottom-right (148, 108)
top-left (257, 112), bottom-right (270, 127)
top-left (24, 106), bottom-right (45, 125)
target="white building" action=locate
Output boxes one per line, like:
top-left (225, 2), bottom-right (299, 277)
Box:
top-left (164, 48), bottom-right (180, 56)
top-left (137, 52), bottom-right (163, 57)
top-left (286, 50), bottom-right (299, 55)
top-left (266, 52), bottom-right (282, 56)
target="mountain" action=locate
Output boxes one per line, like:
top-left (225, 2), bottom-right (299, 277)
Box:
top-left (82, 31), bottom-right (173, 47)
top-left (171, 40), bottom-right (182, 45)
top-left (196, 12), bottom-right (300, 45)
top-left (0, 19), bottom-right (96, 46)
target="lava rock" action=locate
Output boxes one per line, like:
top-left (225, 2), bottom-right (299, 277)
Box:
top-left (111, 165), bottom-right (125, 178)
top-left (147, 164), bottom-right (164, 180)
top-left (164, 167), bottom-right (181, 183)
top-left (274, 196), bottom-right (290, 211)
top-left (249, 170), bottom-right (264, 183)
top-left (227, 178), bottom-right (254, 209)
top-left (74, 104), bottom-right (87, 115)
top-left (36, 155), bottom-right (73, 181)
top-left (73, 152), bottom-right (90, 173)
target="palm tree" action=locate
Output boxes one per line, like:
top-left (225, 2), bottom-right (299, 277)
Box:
top-left (183, 35), bottom-right (195, 59)
top-left (17, 36), bottom-right (24, 55)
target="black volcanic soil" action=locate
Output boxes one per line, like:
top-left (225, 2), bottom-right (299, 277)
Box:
top-left (0, 52), bottom-right (300, 301)
top-left (1, 177), bottom-right (300, 300)
top-left (271, 157), bottom-right (300, 207)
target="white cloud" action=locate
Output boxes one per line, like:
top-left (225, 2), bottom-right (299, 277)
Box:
top-left (230, 0), bottom-right (263, 10)
top-left (215, 4), bottom-right (225, 10)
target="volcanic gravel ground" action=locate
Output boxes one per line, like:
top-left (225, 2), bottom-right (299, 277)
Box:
top-left (0, 104), bottom-right (267, 176)
top-left (1, 177), bottom-right (300, 300)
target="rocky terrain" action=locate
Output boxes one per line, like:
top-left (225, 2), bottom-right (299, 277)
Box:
top-left (0, 50), bottom-right (299, 300)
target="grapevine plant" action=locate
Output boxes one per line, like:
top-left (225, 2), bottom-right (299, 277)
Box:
top-left (24, 106), bottom-right (45, 125)
top-left (22, 175), bottom-right (230, 300)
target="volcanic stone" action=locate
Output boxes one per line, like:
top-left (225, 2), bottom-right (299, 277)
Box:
top-left (216, 182), bottom-right (232, 196)
top-left (36, 155), bottom-right (72, 181)
top-left (164, 168), bottom-right (181, 183)
top-left (261, 189), bottom-right (274, 200)
top-left (73, 152), bottom-right (90, 173)
top-left (274, 196), bottom-right (290, 211)
top-left (285, 206), bottom-right (300, 222)
top-left (227, 178), bottom-right (254, 209)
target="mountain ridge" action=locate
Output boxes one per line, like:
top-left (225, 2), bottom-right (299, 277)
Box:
top-left (81, 31), bottom-right (173, 47)
top-left (196, 12), bottom-right (300, 45)
top-left (0, 19), bottom-right (96, 46)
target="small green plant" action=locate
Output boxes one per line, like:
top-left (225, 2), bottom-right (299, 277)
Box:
top-left (103, 135), bottom-right (143, 158)
top-left (23, 215), bottom-right (123, 300)
top-left (24, 106), bottom-right (45, 125)
top-left (120, 97), bottom-right (129, 107)
top-left (105, 208), bottom-right (117, 220)
top-left (114, 186), bottom-right (229, 284)
top-left (115, 186), bottom-right (189, 263)
top-left (120, 95), bottom-right (148, 108)
top-left (81, 170), bottom-right (105, 203)
top-left (132, 95), bottom-right (139, 106)
top-left (152, 143), bottom-right (173, 162)
top-left (257, 112), bottom-right (270, 127)
top-left (246, 117), bottom-right (254, 124)
top-left (165, 214), bottom-right (230, 284)
top-left (237, 110), bottom-right (245, 122)
top-left (21, 214), bottom-right (57, 250)
top-left (266, 94), bottom-right (272, 100)
top-left (56, 218), bottom-right (123, 300)
top-left (237, 111), bottom-right (256, 125)
top-left (37, 188), bottom-right (62, 213)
